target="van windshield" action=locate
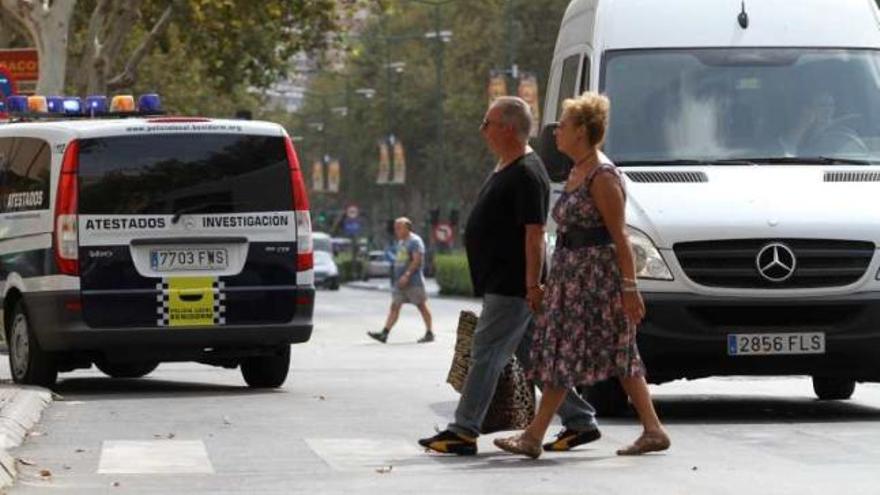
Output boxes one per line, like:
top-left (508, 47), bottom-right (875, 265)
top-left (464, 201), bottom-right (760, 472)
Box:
top-left (601, 48), bottom-right (880, 165)
top-left (78, 133), bottom-right (292, 214)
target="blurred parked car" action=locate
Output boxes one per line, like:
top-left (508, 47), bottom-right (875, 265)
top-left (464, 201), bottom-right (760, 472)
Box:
top-left (313, 250), bottom-right (340, 290)
top-left (363, 250), bottom-right (392, 280)
top-left (313, 232), bottom-right (333, 253)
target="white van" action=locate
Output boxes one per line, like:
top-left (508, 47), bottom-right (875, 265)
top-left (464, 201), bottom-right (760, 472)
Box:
top-left (541, 0), bottom-right (880, 412)
top-left (0, 109), bottom-right (315, 388)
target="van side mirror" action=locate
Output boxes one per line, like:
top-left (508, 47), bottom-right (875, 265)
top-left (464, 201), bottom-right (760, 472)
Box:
top-left (538, 123), bottom-right (573, 182)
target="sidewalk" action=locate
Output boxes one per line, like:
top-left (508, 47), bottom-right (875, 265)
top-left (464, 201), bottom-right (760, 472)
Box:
top-left (346, 277), bottom-right (441, 296)
top-left (0, 384), bottom-right (53, 488)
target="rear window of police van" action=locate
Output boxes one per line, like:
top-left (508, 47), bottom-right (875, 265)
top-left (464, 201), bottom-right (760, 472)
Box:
top-left (77, 133), bottom-right (292, 214)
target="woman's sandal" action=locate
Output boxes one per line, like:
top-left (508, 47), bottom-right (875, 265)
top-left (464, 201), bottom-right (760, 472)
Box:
top-left (616, 431), bottom-right (671, 456)
top-left (494, 432), bottom-right (543, 459)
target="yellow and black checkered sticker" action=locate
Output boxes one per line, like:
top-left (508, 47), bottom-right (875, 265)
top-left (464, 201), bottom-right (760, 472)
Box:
top-left (156, 277), bottom-right (226, 327)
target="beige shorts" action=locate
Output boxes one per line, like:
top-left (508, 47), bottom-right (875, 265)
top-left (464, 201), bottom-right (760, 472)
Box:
top-left (392, 285), bottom-right (427, 305)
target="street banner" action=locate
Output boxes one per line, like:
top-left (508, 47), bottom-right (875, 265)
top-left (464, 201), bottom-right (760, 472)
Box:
top-left (488, 70), bottom-right (507, 106)
top-left (392, 140), bottom-right (406, 184)
top-left (311, 160), bottom-right (324, 192)
top-left (377, 140), bottom-right (390, 184)
top-left (327, 158), bottom-right (340, 193)
top-left (518, 72), bottom-right (541, 137)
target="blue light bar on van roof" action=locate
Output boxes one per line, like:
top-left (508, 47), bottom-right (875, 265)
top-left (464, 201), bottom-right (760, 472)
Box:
top-left (6, 95), bottom-right (27, 113)
top-left (85, 95), bottom-right (108, 115)
top-left (63, 97), bottom-right (82, 115)
top-left (138, 93), bottom-right (161, 113)
top-left (46, 96), bottom-right (64, 114)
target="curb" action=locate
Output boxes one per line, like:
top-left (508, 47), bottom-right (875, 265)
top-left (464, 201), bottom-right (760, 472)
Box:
top-left (0, 387), bottom-right (53, 489)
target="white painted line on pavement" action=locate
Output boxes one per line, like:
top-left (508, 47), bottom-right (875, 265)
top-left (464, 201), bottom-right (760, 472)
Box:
top-left (98, 440), bottom-right (214, 474)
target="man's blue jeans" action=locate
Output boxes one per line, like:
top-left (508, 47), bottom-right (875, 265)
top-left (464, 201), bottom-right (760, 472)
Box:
top-left (448, 293), bottom-right (599, 437)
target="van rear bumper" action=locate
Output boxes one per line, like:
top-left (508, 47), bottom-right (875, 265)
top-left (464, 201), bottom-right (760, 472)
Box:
top-left (639, 292), bottom-right (880, 384)
top-left (22, 290), bottom-right (314, 353)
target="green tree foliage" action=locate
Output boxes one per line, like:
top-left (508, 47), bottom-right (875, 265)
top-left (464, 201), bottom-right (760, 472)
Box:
top-left (295, 0), bottom-right (569, 239)
top-left (1, 0), bottom-right (344, 113)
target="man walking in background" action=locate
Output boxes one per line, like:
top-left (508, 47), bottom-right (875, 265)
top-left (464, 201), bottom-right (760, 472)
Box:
top-left (368, 217), bottom-right (434, 344)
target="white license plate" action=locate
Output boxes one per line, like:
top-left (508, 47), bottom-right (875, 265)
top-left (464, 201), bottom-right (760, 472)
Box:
top-left (727, 332), bottom-right (825, 356)
top-left (150, 248), bottom-right (228, 272)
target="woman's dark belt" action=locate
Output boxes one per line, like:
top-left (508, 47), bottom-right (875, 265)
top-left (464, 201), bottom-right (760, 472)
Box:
top-left (556, 226), bottom-right (613, 249)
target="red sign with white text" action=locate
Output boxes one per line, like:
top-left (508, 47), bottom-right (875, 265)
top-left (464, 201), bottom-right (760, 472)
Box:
top-left (0, 49), bottom-right (38, 82)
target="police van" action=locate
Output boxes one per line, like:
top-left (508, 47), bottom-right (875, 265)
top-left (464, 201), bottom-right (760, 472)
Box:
top-left (541, 0), bottom-right (880, 412)
top-left (0, 94), bottom-right (314, 388)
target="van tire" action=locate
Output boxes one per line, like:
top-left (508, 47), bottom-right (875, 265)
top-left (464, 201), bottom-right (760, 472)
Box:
top-left (812, 376), bottom-right (856, 400)
top-left (96, 361), bottom-right (159, 379)
top-left (241, 345), bottom-right (290, 388)
top-left (579, 379), bottom-right (630, 417)
top-left (8, 301), bottom-right (57, 388)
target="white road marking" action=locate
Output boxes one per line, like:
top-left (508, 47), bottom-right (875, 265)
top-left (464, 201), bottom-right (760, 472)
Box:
top-left (98, 440), bottom-right (213, 474)
top-left (305, 437), bottom-right (626, 473)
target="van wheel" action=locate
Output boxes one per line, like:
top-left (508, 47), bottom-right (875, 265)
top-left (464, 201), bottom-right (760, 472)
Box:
top-left (812, 376), bottom-right (855, 400)
top-left (579, 379), bottom-right (630, 417)
top-left (240, 345), bottom-right (290, 388)
top-left (329, 277), bottom-right (340, 290)
top-left (8, 301), bottom-right (57, 388)
top-left (96, 361), bottom-right (159, 378)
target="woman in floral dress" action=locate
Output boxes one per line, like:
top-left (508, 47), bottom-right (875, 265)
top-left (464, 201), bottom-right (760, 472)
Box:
top-left (495, 92), bottom-right (670, 459)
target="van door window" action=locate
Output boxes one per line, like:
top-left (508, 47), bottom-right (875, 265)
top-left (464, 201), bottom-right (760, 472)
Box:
top-left (579, 56), bottom-right (591, 93)
top-left (78, 133), bottom-right (292, 215)
top-left (555, 54), bottom-right (581, 120)
top-left (0, 137), bottom-right (51, 214)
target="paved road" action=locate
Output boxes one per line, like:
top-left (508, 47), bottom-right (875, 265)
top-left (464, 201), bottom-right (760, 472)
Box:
top-left (7, 287), bottom-right (880, 494)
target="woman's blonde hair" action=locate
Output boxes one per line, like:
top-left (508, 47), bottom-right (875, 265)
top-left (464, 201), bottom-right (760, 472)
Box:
top-left (561, 91), bottom-right (610, 146)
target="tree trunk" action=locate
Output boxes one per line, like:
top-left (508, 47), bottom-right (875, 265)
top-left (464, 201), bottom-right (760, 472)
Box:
top-left (78, 0), bottom-right (141, 96)
top-left (0, 0), bottom-right (77, 95)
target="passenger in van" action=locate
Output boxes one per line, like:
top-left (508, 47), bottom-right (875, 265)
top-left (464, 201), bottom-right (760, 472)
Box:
top-left (419, 96), bottom-right (601, 456)
top-left (495, 92), bottom-right (670, 459)
top-left (367, 217), bottom-right (434, 344)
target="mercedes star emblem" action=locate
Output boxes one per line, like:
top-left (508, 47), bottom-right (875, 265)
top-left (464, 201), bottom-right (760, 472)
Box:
top-left (756, 242), bottom-right (797, 282)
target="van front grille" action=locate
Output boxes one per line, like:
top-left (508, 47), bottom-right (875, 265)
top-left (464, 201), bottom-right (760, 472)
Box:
top-left (674, 239), bottom-right (875, 288)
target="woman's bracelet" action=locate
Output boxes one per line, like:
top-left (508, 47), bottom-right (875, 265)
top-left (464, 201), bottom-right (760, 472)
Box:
top-left (623, 287), bottom-right (639, 293)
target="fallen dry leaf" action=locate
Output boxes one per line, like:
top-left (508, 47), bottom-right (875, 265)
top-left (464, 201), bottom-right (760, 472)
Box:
top-left (74, 449), bottom-right (86, 453)
top-left (375, 465), bottom-right (393, 474)
top-left (112, 481), bottom-right (121, 487)
top-left (39, 469), bottom-right (51, 478)
top-left (16, 458), bottom-right (35, 466)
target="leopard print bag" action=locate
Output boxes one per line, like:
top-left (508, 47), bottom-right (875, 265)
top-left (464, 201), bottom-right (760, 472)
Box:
top-left (447, 310), bottom-right (536, 433)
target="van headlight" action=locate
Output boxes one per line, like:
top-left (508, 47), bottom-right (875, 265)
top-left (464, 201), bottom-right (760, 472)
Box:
top-left (627, 227), bottom-right (673, 280)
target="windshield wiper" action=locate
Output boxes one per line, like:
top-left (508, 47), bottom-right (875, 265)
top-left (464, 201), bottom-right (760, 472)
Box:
top-left (735, 156), bottom-right (877, 166)
top-left (171, 201), bottom-right (244, 224)
top-left (616, 158), bottom-right (756, 166)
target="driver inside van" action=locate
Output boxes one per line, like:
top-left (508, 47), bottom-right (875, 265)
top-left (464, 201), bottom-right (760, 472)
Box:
top-left (780, 90), bottom-right (865, 156)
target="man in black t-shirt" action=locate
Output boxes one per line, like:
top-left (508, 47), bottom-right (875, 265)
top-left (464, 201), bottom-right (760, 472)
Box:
top-left (419, 97), bottom-right (600, 456)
